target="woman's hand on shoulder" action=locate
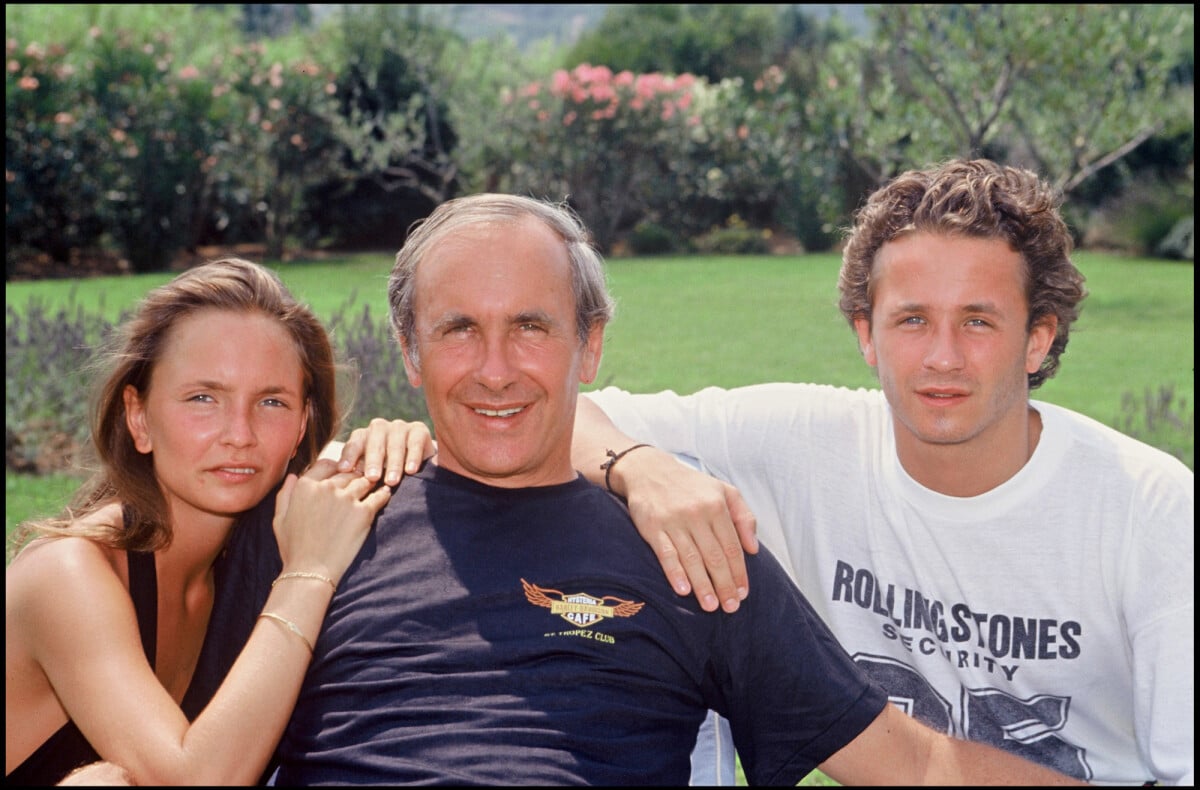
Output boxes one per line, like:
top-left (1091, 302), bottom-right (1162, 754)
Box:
top-left (322, 417), bottom-right (436, 487)
top-left (271, 459), bottom-right (393, 586)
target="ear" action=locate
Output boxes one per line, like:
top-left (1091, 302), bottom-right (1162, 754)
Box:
top-left (853, 316), bottom-right (878, 368)
top-left (578, 322), bottom-right (605, 384)
top-left (1025, 315), bottom-right (1058, 375)
top-left (400, 334), bottom-right (422, 388)
top-left (123, 384), bottom-right (153, 454)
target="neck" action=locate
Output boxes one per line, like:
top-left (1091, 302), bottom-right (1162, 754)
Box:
top-left (156, 511), bottom-right (236, 589)
top-left (899, 406), bottom-right (1043, 498)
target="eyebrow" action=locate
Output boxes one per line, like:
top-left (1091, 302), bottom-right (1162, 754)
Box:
top-left (185, 380), bottom-right (299, 397)
top-left (888, 301), bottom-right (1002, 316)
top-left (429, 309), bottom-right (557, 331)
top-left (429, 313), bottom-right (475, 333)
top-left (513, 309), bottom-right (554, 325)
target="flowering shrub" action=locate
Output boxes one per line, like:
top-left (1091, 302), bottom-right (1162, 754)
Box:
top-left (496, 63), bottom-right (702, 253)
top-left (6, 14), bottom-right (350, 273)
top-left (208, 44), bottom-right (343, 259)
top-left (492, 62), bottom-right (819, 253)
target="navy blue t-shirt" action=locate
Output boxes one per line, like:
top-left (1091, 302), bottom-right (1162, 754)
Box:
top-left (205, 464), bottom-right (886, 785)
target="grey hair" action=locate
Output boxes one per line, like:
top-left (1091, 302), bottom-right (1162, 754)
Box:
top-left (388, 193), bottom-right (615, 370)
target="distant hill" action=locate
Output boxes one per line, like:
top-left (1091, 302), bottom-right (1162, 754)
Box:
top-left (436, 4), bottom-right (609, 48)
top-left (436, 4), bottom-right (869, 48)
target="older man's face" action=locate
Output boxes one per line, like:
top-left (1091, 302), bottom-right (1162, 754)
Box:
top-left (402, 216), bottom-right (603, 488)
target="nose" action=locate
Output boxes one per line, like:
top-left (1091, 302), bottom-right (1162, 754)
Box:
top-left (220, 405), bottom-right (258, 447)
top-left (475, 334), bottom-right (518, 391)
top-left (923, 325), bottom-right (965, 372)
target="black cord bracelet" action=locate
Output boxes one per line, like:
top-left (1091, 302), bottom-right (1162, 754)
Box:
top-left (600, 443), bottom-right (653, 495)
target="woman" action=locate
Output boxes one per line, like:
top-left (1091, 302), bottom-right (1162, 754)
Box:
top-left (6, 258), bottom-right (399, 784)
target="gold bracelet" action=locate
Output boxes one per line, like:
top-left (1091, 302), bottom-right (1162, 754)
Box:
top-left (258, 612), bottom-right (314, 654)
top-left (272, 571), bottom-right (337, 592)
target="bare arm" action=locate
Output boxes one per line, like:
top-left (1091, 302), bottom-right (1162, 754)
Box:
top-left (820, 702), bottom-right (1085, 785)
top-left (572, 394), bottom-right (757, 613)
top-left (8, 461), bottom-right (390, 785)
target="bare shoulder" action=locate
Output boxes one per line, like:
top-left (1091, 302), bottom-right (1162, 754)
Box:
top-left (7, 503), bottom-right (127, 619)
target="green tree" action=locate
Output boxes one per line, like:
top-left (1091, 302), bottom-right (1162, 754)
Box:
top-left (814, 4), bottom-right (1193, 198)
top-left (304, 5), bottom-right (463, 250)
top-left (565, 4), bottom-right (784, 84)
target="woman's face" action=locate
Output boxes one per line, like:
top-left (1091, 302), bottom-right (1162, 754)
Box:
top-left (124, 308), bottom-right (309, 530)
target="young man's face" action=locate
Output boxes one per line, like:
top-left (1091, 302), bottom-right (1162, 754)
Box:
top-left (854, 232), bottom-right (1055, 475)
top-left (402, 216), bottom-right (603, 488)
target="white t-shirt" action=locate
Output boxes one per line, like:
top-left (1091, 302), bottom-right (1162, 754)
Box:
top-left (587, 383), bottom-right (1194, 785)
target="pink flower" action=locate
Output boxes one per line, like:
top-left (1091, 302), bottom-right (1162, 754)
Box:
top-left (634, 73), bottom-right (661, 99)
top-left (551, 69), bottom-right (571, 95)
top-left (179, 64), bottom-right (200, 80)
top-left (589, 82), bottom-right (615, 103)
top-left (563, 111), bottom-right (577, 126)
top-left (18, 75), bottom-right (38, 90)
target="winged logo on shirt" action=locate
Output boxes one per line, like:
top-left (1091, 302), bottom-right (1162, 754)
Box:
top-left (522, 578), bottom-right (645, 627)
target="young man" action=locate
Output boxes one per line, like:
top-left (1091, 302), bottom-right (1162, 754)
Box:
top-left (205, 192), bottom-right (1080, 785)
top-left (572, 159), bottom-right (1195, 784)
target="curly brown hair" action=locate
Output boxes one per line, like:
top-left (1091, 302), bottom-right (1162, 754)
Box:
top-left (839, 158), bottom-right (1087, 389)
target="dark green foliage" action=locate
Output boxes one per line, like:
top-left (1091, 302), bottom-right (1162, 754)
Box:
top-left (626, 221), bottom-right (682, 256)
top-left (692, 221), bottom-right (771, 255)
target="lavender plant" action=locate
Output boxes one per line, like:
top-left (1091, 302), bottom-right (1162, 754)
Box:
top-left (326, 302), bottom-right (431, 435)
top-left (5, 300), bottom-right (112, 473)
top-left (1118, 385), bottom-right (1194, 470)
